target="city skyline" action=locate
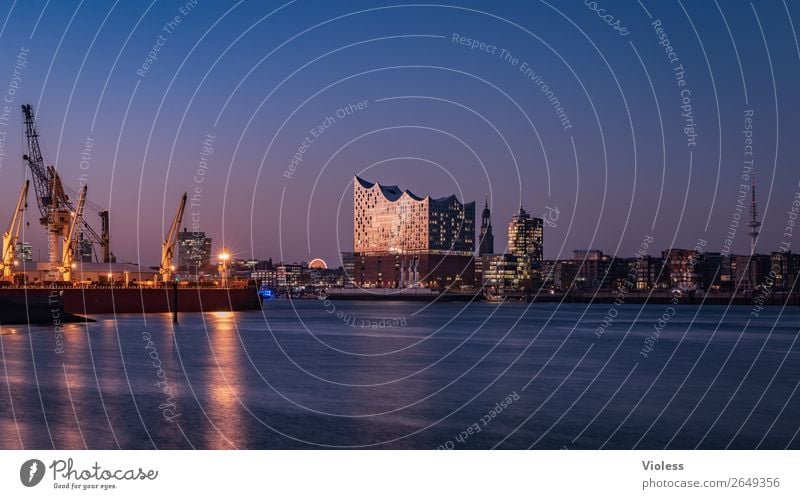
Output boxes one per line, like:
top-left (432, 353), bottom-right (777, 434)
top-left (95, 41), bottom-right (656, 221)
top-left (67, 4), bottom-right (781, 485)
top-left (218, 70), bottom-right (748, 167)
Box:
top-left (10, 192), bottom-right (796, 269)
top-left (0, 2), bottom-right (798, 268)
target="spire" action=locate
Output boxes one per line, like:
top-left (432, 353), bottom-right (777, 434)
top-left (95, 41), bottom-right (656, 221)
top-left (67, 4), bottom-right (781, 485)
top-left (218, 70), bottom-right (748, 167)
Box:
top-left (746, 174), bottom-right (761, 254)
top-left (479, 194), bottom-right (494, 256)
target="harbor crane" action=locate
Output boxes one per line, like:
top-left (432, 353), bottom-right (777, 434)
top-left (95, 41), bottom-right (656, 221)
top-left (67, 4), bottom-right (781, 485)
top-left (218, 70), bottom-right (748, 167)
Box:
top-left (21, 104), bottom-right (112, 274)
top-left (1, 180), bottom-right (28, 281)
top-left (159, 192), bottom-right (187, 283)
top-left (59, 185), bottom-right (87, 282)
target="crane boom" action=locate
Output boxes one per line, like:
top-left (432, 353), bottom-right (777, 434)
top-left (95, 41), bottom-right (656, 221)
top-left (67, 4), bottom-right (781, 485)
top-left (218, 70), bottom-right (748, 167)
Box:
top-left (21, 104), bottom-right (49, 222)
top-left (21, 104), bottom-right (111, 263)
top-left (1, 180), bottom-right (28, 279)
top-left (160, 193), bottom-right (187, 282)
top-left (60, 185), bottom-right (87, 282)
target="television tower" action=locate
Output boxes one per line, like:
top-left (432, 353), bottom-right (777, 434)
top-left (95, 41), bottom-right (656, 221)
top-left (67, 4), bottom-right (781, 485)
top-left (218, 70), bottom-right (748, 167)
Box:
top-left (746, 177), bottom-right (761, 255)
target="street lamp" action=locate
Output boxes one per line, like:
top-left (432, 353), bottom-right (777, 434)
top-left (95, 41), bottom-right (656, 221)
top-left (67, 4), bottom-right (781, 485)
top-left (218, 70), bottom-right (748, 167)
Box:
top-left (218, 250), bottom-right (231, 288)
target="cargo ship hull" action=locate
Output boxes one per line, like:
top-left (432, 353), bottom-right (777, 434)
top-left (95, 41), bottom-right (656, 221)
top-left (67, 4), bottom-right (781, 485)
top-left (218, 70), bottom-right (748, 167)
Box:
top-left (0, 287), bottom-right (261, 324)
top-left (0, 288), bottom-right (86, 325)
top-left (63, 287), bottom-right (261, 314)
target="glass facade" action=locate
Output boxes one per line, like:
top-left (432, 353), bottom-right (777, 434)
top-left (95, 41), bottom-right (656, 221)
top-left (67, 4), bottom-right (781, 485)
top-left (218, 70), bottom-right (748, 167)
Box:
top-left (507, 206), bottom-right (543, 261)
top-left (354, 176), bottom-right (474, 256)
top-left (14, 242), bottom-right (33, 262)
top-left (350, 176), bottom-right (475, 288)
top-left (177, 229), bottom-right (212, 271)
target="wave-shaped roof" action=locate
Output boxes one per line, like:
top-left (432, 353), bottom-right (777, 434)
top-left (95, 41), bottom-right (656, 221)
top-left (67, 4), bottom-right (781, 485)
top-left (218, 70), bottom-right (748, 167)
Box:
top-left (355, 175), bottom-right (425, 202)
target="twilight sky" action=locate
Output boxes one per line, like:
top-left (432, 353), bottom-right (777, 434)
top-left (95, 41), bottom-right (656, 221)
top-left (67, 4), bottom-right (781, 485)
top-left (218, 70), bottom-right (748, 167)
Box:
top-left (0, 0), bottom-right (799, 266)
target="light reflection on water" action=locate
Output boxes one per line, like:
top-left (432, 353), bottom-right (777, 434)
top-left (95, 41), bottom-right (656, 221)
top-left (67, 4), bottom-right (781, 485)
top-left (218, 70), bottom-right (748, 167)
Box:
top-left (0, 301), bottom-right (798, 449)
top-left (203, 311), bottom-right (242, 449)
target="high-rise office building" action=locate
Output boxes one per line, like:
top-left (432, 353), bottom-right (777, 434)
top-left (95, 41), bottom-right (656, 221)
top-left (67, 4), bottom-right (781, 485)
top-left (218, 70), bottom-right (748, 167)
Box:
top-left (508, 206), bottom-right (543, 262)
top-left (78, 232), bottom-right (93, 263)
top-left (479, 206), bottom-right (545, 293)
top-left (14, 242), bottom-right (32, 262)
top-left (177, 228), bottom-right (212, 271)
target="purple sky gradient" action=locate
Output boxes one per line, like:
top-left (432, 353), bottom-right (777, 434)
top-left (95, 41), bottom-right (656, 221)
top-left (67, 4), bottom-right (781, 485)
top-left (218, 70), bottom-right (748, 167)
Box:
top-left (0, 1), bottom-right (798, 266)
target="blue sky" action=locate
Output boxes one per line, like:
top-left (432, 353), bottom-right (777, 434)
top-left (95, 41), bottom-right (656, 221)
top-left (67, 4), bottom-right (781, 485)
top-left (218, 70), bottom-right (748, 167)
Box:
top-left (0, 0), bottom-right (798, 265)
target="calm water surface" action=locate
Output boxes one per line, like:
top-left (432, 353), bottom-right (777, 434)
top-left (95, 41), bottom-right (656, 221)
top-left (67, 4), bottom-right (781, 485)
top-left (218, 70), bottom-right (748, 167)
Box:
top-left (1, 300), bottom-right (799, 449)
